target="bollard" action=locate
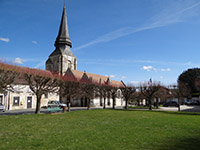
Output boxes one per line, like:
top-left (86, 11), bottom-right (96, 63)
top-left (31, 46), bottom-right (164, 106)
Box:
top-left (62, 106), bottom-right (66, 113)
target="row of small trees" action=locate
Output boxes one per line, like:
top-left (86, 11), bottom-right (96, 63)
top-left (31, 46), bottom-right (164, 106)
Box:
top-left (0, 63), bottom-right (122, 114)
top-left (0, 62), bottom-right (190, 114)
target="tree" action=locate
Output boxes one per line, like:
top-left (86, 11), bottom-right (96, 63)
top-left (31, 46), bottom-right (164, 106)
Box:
top-left (60, 80), bottom-right (80, 112)
top-left (120, 83), bottom-right (136, 110)
top-left (0, 63), bottom-right (19, 93)
top-left (97, 84), bottom-right (110, 109)
top-left (153, 86), bottom-right (169, 108)
top-left (110, 86), bottom-right (118, 109)
top-left (178, 68), bottom-right (200, 95)
top-left (139, 82), bottom-right (161, 110)
top-left (169, 84), bottom-right (191, 111)
top-left (80, 82), bottom-right (97, 110)
top-left (24, 69), bottom-right (59, 114)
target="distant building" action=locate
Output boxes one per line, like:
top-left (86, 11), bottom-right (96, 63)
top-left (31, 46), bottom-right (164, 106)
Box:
top-left (0, 5), bottom-right (124, 110)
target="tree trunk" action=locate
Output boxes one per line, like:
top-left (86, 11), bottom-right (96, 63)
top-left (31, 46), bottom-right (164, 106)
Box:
top-left (149, 97), bottom-right (152, 110)
top-left (137, 99), bottom-right (140, 106)
top-left (156, 98), bottom-right (159, 109)
top-left (87, 99), bottom-right (91, 110)
top-left (107, 98), bottom-right (110, 106)
top-left (178, 98), bottom-right (181, 112)
top-left (103, 97), bottom-right (106, 109)
top-left (35, 95), bottom-right (42, 114)
top-left (100, 96), bottom-right (103, 106)
top-left (112, 97), bottom-right (115, 109)
top-left (125, 98), bottom-right (128, 110)
top-left (67, 96), bottom-right (71, 112)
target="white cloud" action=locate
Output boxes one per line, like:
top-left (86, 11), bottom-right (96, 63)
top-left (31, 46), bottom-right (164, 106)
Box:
top-left (142, 66), bottom-right (156, 71)
top-left (13, 57), bottom-right (24, 64)
top-left (161, 68), bottom-right (171, 72)
top-left (75, 1), bottom-right (200, 50)
top-left (0, 38), bottom-right (10, 42)
top-left (32, 41), bottom-right (38, 44)
top-left (160, 76), bottom-right (164, 79)
top-left (142, 66), bottom-right (171, 72)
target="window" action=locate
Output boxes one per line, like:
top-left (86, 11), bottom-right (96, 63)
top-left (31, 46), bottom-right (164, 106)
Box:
top-left (13, 97), bottom-right (20, 106)
top-left (68, 60), bottom-right (72, 69)
top-left (0, 95), bottom-right (3, 104)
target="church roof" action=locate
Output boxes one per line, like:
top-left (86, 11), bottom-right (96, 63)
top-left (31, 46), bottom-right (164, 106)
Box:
top-left (0, 62), bottom-right (124, 88)
top-left (49, 46), bottom-right (75, 57)
top-left (65, 69), bottom-right (124, 88)
top-left (49, 5), bottom-right (75, 57)
top-left (0, 62), bottom-right (54, 85)
top-left (54, 5), bottom-right (72, 47)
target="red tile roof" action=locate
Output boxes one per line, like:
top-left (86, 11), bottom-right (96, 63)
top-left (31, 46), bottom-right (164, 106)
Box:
top-left (0, 62), bottom-right (124, 88)
top-left (70, 70), bottom-right (124, 88)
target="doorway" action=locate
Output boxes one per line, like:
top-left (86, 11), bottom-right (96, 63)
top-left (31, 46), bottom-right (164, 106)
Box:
top-left (27, 97), bottom-right (32, 108)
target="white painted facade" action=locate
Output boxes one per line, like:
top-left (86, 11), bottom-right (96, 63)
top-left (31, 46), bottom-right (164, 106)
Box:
top-left (0, 85), bottom-right (59, 110)
top-left (0, 85), bottom-right (124, 110)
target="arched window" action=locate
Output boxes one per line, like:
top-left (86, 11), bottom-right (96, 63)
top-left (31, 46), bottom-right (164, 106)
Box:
top-left (68, 60), bottom-right (72, 69)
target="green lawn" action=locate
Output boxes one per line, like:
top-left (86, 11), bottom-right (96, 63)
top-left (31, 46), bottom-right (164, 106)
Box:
top-left (0, 110), bottom-right (200, 150)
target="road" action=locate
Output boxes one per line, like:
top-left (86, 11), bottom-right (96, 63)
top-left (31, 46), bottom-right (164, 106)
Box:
top-left (159, 105), bottom-right (200, 112)
top-left (0, 105), bottom-right (200, 116)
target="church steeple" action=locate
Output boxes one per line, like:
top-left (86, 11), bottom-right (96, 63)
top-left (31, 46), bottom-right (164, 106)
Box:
top-left (46, 4), bottom-right (77, 75)
top-left (55, 5), bottom-right (72, 47)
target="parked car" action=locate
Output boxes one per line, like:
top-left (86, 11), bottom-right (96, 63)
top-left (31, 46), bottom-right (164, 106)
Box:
top-left (192, 100), bottom-right (200, 105)
top-left (48, 100), bottom-right (67, 108)
top-left (0, 104), bottom-right (5, 112)
top-left (163, 101), bottom-right (179, 107)
top-left (184, 100), bottom-right (200, 105)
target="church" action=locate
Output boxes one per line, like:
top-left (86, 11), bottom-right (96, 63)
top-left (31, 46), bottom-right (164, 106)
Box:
top-left (0, 5), bottom-right (124, 110)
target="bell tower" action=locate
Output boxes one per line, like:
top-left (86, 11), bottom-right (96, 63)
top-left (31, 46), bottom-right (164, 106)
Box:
top-left (46, 5), bottom-right (77, 75)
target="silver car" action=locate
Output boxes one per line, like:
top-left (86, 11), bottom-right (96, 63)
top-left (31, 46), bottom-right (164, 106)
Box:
top-left (48, 100), bottom-right (67, 108)
top-left (0, 104), bottom-right (5, 112)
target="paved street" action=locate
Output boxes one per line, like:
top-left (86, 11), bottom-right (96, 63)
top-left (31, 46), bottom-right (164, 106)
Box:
top-left (159, 105), bottom-right (200, 112)
top-left (0, 105), bottom-right (200, 116)
top-left (0, 107), bottom-right (107, 116)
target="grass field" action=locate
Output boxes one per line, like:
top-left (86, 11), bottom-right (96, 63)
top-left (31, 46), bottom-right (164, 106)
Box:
top-left (0, 110), bottom-right (200, 150)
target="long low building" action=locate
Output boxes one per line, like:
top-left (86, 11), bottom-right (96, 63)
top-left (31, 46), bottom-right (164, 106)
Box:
top-left (0, 62), bottom-right (124, 110)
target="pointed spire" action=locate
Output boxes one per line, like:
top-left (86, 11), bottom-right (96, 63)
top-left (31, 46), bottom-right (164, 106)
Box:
top-left (55, 5), bottom-right (72, 47)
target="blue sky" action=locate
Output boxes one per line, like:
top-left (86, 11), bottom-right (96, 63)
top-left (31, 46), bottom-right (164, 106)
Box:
top-left (1, 0), bottom-right (200, 86)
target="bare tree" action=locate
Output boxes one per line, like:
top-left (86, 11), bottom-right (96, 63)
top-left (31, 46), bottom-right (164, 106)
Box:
top-left (24, 70), bottom-right (59, 114)
top-left (154, 86), bottom-right (169, 108)
top-left (110, 86), bottom-right (118, 109)
top-left (80, 82), bottom-right (97, 110)
top-left (120, 83), bottom-right (136, 110)
top-left (0, 63), bottom-right (19, 93)
top-left (170, 83), bottom-right (191, 111)
top-left (139, 82), bottom-right (161, 110)
top-left (97, 84), bottom-right (110, 109)
top-left (60, 80), bottom-right (80, 112)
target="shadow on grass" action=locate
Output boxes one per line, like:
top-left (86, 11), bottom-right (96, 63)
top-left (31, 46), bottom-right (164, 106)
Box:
top-left (160, 136), bottom-right (200, 150)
